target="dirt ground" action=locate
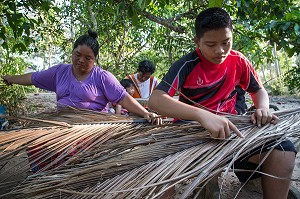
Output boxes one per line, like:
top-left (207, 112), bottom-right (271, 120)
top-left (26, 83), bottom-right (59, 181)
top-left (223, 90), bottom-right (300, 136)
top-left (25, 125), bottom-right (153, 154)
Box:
top-left (2, 92), bottom-right (300, 198)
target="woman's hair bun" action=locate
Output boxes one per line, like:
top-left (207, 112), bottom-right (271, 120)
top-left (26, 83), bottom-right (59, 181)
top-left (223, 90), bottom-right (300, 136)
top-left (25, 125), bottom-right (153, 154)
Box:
top-left (88, 30), bottom-right (98, 39)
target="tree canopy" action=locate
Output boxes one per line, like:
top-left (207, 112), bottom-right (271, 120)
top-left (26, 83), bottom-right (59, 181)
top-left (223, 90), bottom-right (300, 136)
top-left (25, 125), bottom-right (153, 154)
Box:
top-left (1, 0), bottom-right (300, 91)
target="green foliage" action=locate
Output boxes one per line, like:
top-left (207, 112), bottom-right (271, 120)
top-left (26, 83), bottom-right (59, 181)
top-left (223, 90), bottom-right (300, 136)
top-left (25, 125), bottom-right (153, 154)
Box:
top-left (264, 79), bottom-right (287, 96)
top-left (283, 64), bottom-right (300, 94)
top-left (0, 0), bottom-right (62, 54)
top-left (0, 48), bottom-right (36, 116)
top-left (208, 0), bottom-right (223, 8)
top-left (0, 84), bottom-right (26, 117)
top-left (1, 0), bottom-right (300, 100)
top-left (232, 0), bottom-right (300, 58)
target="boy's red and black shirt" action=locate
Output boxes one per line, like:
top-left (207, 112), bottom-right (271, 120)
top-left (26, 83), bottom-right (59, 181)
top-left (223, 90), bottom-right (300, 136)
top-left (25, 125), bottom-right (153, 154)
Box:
top-left (156, 48), bottom-right (262, 114)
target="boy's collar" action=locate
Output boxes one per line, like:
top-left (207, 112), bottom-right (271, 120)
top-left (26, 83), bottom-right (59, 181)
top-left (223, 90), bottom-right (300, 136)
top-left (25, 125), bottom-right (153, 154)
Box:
top-left (196, 48), bottom-right (225, 68)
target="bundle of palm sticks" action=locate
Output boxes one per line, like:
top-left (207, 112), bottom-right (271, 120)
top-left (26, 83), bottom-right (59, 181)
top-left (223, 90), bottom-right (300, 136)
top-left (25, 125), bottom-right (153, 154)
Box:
top-left (0, 108), bottom-right (299, 199)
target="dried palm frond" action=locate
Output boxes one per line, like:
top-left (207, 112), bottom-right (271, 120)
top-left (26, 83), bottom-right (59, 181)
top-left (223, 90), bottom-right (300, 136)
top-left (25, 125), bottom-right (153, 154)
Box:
top-left (0, 108), bottom-right (299, 199)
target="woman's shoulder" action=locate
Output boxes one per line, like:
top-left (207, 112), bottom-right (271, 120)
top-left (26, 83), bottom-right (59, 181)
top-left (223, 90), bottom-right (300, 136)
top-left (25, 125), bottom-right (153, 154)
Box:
top-left (33, 63), bottom-right (71, 76)
top-left (92, 66), bottom-right (115, 77)
top-left (53, 63), bottom-right (72, 70)
top-left (43, 63), bottom-right (72, 72)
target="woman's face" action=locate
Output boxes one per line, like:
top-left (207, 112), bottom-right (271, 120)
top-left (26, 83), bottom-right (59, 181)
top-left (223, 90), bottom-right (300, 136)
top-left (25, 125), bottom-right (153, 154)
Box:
top-left (72, 45), bottom-right (95, 74)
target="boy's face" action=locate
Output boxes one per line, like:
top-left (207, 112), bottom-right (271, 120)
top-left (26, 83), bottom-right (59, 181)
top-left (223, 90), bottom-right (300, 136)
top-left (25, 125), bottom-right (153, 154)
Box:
top-left (195, 27), bottom-right (232, 64)
top-left (137, 71), bottom-right (152, 82)
top-left (126, 85), bottom-right (135, 96)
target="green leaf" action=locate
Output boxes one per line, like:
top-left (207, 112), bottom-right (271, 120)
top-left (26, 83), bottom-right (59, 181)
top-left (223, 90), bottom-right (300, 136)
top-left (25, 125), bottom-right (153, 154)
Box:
top-left (17, 27), bottom-right (23, 37)
top-left (286, 13), bottom-right (292, 21)
top-left (22, 22), bottom-right (31, 35)
top-left (107, 0), bottom-right (113, 5)
top-left (282, 22), bottom-right (290, 31)
top-left (132, 9), bottom-right (139, 26)
top-left (208, 0), bottom-right (223, 8)
top-left (146, 0), bottom-right (151, 6)
top-left (8, 1), bottom-right (16, 12)
top-left (294, 23), bottom-right (300, 36)
top-left (52, 7), bottom-right (61, 13)
top-left (119, 2), bottom-right (125, 10)
top-left (2, 41), bottom-right (8, 50)
top-left (287, 47), bottom-right (296, 57)
top-left (0, 28), bottom-right (6, 40)
top-left (269, 20), bottom-right (277, 29)
top-left (138, 0), bottom-right (144, 8)
top-left (128, 5), bottom-right (134, 17)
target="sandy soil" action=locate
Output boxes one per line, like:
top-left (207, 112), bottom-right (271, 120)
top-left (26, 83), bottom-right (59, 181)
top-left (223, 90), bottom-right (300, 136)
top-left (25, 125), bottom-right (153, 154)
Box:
top-left (2, 92), bottom-right (300, 198)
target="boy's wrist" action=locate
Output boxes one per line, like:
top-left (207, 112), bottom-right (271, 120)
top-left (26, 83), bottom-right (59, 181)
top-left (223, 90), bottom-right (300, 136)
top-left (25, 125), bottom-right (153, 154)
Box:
top-left (194, 108), bottom-right (207, 124)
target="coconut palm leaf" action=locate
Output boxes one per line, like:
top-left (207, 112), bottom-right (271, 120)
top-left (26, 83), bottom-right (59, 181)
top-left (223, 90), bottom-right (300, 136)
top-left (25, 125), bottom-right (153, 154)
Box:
top-left (0, 108), bottom-right (299, 198)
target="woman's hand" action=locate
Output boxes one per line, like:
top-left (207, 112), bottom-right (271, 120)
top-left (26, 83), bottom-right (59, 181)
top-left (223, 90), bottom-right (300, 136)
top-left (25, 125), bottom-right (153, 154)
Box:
top-left (1, 73), bottom-right (33, 86)
top-left (251, 108), bottom-right (279, 127)
top-left (143, 112), bottom-right (163, 125)
top-left (2, 75), bottom-right (13, 85)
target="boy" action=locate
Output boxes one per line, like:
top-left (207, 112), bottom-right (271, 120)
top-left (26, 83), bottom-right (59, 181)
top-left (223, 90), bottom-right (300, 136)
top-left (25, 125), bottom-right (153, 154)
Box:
top-left (149, 7), bottom-right (296, 199)
top-left (126, 60), bottom-right (159, 99)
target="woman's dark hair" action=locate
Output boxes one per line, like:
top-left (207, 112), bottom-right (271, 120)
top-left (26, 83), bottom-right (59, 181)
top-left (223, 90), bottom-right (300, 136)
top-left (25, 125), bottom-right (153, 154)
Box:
top-left (120, 79), bottom-right (134, 89)
top-left (195, 7), bottom-right (233, 39)
top-left (73, 30), bottom-right (100, 57)
top-left (138, 60), bottom-right (155, 74)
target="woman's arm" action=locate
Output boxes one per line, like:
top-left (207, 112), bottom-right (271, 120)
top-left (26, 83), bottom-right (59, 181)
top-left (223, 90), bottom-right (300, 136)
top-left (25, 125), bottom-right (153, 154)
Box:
top-left (2, 73), bottom-right (33, 86)
top-left (148, 90), bottom-right (243, 139)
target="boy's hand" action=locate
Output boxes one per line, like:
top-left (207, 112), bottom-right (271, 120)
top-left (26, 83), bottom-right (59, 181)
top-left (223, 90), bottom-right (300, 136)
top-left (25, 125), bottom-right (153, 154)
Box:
top-left (199, 112), bottom-right (244, 139)
top-left (251, 108), bottom-right (279, 127)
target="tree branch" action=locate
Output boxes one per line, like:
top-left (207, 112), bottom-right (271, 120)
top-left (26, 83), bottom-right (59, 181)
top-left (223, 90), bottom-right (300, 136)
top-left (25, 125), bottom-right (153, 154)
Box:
top-left (167, 7), bottom-right (201, 21)
top-left (141, 11), bottom-right (186, 33)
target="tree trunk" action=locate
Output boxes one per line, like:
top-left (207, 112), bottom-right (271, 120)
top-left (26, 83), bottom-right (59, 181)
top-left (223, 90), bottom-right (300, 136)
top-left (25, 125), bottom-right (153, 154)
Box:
top-left (261, 64), bottom-right (269, 86)
top-left (272, 43), bottom-right (280, 78)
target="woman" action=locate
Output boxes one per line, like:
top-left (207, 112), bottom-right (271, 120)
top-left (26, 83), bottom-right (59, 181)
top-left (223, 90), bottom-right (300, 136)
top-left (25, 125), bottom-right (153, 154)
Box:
top-left (3, 30), bottom-right (161, 124)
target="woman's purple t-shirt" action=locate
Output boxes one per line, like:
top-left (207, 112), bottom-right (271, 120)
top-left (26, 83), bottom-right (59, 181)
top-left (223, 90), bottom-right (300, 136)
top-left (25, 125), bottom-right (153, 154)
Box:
top-left (31, 64), bottom-right (126, 112)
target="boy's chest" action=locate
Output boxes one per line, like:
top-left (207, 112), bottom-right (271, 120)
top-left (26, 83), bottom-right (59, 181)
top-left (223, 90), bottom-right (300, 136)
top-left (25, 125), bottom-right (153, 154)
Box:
top-left (183, 60), bottom-right (242, 90)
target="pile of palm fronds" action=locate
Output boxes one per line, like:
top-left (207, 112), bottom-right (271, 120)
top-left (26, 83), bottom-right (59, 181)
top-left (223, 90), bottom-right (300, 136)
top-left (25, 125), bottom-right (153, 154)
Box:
top-left (0, 108), bottom-right (299, 199)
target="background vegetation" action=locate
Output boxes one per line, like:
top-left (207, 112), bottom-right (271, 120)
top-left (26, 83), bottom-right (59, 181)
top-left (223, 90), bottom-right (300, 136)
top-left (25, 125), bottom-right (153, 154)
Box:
top-left (0, 0), bottom-right (300, 115)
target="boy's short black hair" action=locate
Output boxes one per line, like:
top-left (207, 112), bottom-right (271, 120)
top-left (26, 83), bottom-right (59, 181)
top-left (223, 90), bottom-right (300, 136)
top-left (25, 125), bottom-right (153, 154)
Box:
top-left (195, 7), bottom-right (233, 38)
top-left (138, 60), bottom-right (155, 74)
top-left (120, 79), bottom-right (134, 89)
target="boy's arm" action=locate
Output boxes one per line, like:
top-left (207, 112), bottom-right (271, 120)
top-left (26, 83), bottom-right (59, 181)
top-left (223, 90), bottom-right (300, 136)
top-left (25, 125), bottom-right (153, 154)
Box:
top-left (250, 88), bottom-right (279, 127)
top-left (148, 90), bottom-right (244, 139)
top-left (2, 73), bottom-right (33, 86)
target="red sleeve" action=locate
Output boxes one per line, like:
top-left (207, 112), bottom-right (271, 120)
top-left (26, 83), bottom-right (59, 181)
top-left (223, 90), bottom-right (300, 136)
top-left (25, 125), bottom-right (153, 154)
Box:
top-left (156, 51), bottom-right (200, 97)
top-left (238, 53), bottom-right (262, 93)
